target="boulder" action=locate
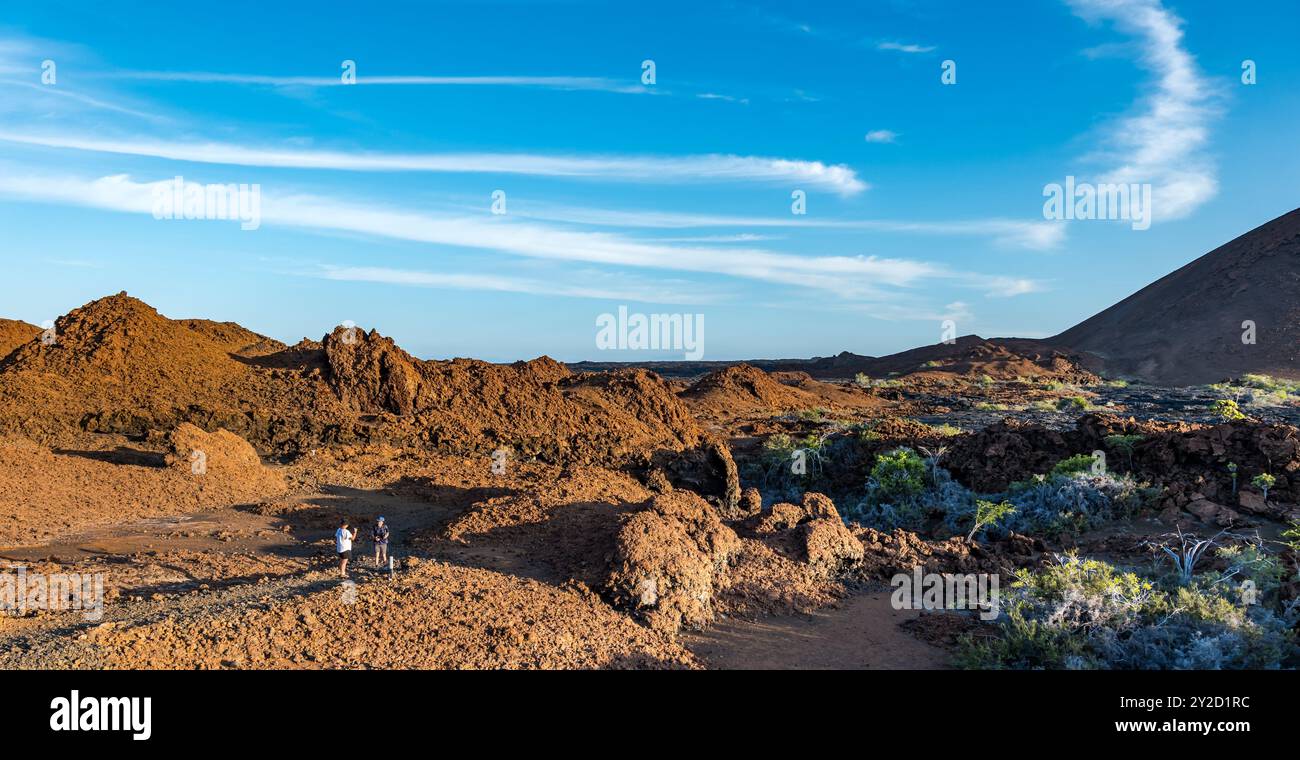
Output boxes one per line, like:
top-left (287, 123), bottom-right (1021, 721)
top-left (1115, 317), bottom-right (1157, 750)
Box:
top-left (1237, 490), bottom-right (1269, 514)
top-left (801, 492), bottom-right (840, 520)
top-left (604, 492), bottom-right (740, 633)
top-left (757, 501), bottom-right (804, 533)
top-left (648, 438), bottom-right (741, 514)
top-left (757, 491), bottom-right (841, 533)
top-left (802, 518), bottom-right (864, 575)
top-left (1214, 506), bottom-right (1245, 527)
top-left (1184, 498), bottom-right (1223, 523)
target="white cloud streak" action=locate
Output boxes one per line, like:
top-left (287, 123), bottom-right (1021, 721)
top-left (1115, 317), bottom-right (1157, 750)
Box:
top-left (0, 132), bottom-right (868, 195)
top-left (315, 265), bottom-right (718, 303)
top-left (877, 41), bottom-right (936, 54)
top-left (508, 203), bottom-right (1067, 250)
top-left (0, 36), bottom-right (167, 123)
top-left (0, 80), bottom-right (166, 122)
top-left (0, 169), bottom-right (1041, 301)
top-left (99, 70), bottom-right (649, 94)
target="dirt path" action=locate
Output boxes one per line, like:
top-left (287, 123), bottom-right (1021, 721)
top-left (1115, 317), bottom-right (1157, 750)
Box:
top-left (683, 591), bottom-right (951, 670)
top-left (0, 485), bottom-right (454, 562)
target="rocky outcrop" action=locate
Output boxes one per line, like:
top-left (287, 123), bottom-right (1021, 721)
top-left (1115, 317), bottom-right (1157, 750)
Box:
top-left (942, 420), bottom-right (1073, 492)
top-left (164, 423), bottom-right (287, 497)
top-left (603, 492), bottom-right (740, 633)
top-left (945, 413), bottom-right (1298, 520)
top-left (0, 295), bottom-right (727, 476)
top-left (324, 326), bottom-right (426, 416)
top-left (802, 518), bottom-right (865, 575)
top-left (644, 438), bottom-right (741, 514)
top-left (756, 491), bottom-right (841, 533)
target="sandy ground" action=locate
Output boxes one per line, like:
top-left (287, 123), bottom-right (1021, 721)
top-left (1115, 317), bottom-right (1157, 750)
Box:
top-left (683, 592), bottom-right (949, 669)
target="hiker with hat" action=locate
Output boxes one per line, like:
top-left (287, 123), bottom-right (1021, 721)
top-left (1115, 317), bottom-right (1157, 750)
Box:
top-left (372, 516), bottom-right (390, 567)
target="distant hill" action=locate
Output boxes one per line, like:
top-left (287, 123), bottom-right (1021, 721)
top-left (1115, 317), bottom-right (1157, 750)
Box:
top-left (566, 352), bottom-right (873, 379)
top-left (568, 339), bottom-right (1094, 383)
top-left (1049, 208), bottom-right (1300, 385)
top-left (572, 210), bottom-right (1300, 387)
top-left (829, 335), bottom-right (1097, 382)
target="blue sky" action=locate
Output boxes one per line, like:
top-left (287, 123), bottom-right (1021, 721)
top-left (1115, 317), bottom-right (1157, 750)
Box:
top-left (0, 0), bottom-right (1297, 362)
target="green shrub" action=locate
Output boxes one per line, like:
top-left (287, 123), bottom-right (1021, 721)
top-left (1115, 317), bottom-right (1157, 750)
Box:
top-left (1211, 398), bottom-right (1247, 421)
top-left (848, 447), bottom-right (930, 530)
top-left (854, 374), bottom-right (903, 389)
top-left (1002, 471), bottom-right (1148, 537)
top-left (1281, 521), bottom-right (1300, 555)
top-left (1241, 374), bottom-right (1300, 394)
top-left (849, 445), bottom-right (1151, 540)
top-left (1049, 454), bottom-right (1097, 479)
top-left (754, 428), bottom-right (864, 504)
top-left (967, 499), bottom-right (1016, 542)
top-left (1251, 472), bottom-right (1276, 501)
top-left (869, 448), bottom-right (926, 502)
top-left (1216, 543), bottom-right (1286, 597)
top-left (1056, 396), bottom-right (1089, 412)
top-left (1103, 434), bottom-right (1143, 469)
top-left (761, 432), bottom-right (823, 474)
top-left (797, 407), bottom-right (827, 422)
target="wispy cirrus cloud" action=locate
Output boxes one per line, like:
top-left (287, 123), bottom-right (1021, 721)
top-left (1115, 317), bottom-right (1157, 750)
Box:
top-left (864, 129), bottom-right (899, 144)
top-left (2, 80), bottom-right (167, 122)
top-left (877, 41), bottom-right (936, 54)
top-left (506, 202), bottom-right (1067, 250)
top-left (0, 35), bottom-right (166, 123)
top-left (313, 265), bottom-right (722, 304)
top-left (0, 131), bottom-right (868, 195)
top-left (696, 92), bottom-right (750, 104)
top-left (1066, 0), bottom-right (1219, 220)
top-left (93, 65), bottom-right (806, 108)
top-left (645, 233), bottom-right (780, 244)
top-left (0, 168), bottom-right (1042, 302)
top-left (97, 70), bottom-right (649, 94)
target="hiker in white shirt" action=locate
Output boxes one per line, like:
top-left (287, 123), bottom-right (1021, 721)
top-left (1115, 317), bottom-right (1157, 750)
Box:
top-left (335, 518), bottom-right (358, 577)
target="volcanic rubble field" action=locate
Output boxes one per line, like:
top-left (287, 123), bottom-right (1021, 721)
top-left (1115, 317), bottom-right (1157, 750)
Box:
top-left (0, 292), bottom-right (1297, 669)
